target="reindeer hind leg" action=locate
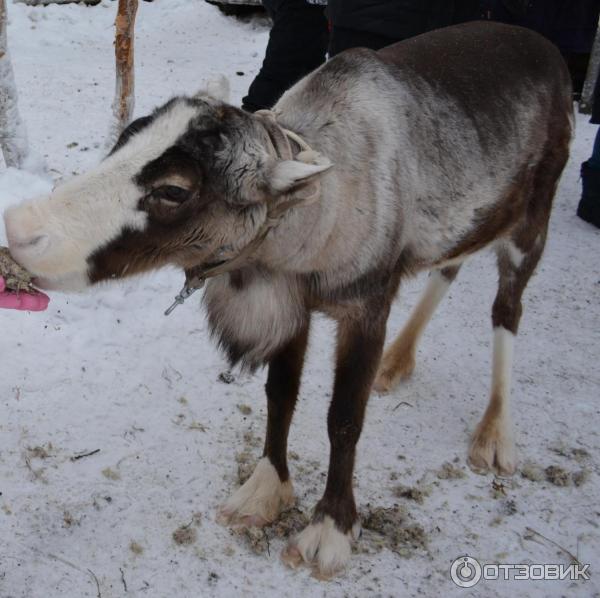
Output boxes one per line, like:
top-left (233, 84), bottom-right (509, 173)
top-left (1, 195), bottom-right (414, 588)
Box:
top-left (468, 142), bottom-right (568, 475)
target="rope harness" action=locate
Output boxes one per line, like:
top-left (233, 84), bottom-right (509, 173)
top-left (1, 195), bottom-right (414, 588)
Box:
top-left (164, 111), bottom-right (324, 315)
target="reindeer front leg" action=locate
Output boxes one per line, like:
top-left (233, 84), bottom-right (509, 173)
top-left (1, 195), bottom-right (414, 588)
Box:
top-left (218, 322), bottom-right (310, 527)
top-left (282, 296), bottom-right (392, 579)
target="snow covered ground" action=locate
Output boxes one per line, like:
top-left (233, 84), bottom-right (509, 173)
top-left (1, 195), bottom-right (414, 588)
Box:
top-left (1, 1), bottom-right (599, 596)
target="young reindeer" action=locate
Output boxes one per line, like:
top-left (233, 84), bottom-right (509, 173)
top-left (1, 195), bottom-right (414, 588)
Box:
top-left (4, 22), bottom-right (571, 578)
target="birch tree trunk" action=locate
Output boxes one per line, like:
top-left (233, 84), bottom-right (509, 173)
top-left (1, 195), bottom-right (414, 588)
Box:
top-left (580, 23), bottom-right (600, 115)
top-left (107, 0), bottom-right (138, 148)
top-left (0, 0), bottom-right (28, 168)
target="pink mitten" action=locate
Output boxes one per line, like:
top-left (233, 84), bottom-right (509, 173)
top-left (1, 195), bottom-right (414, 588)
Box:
top-left (0, 276), bottom-right (50, 311)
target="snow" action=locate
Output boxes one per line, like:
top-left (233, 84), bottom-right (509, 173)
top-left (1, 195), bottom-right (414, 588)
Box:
top-left (0, 1), bottom-right (599, 596)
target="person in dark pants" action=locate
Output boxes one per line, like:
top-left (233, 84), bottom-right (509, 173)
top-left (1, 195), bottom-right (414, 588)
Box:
top-left (578, 74), bottom-right (600, 228)
top-left (241, 0), bottom-right (328, 113)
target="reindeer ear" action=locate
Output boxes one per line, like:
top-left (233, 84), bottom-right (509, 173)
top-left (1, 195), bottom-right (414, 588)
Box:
top-left (268, 151), bottom-right (333, 194)
top-left (194, 75), bottom-right (230, 103)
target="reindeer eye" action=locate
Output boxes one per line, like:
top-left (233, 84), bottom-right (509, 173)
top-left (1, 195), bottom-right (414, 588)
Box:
top-left (153, 185), bottom-right (191, 203)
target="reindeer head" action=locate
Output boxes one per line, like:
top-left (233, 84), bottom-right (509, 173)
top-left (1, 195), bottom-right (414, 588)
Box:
top-left (4, 87), bottom-right (331, 291)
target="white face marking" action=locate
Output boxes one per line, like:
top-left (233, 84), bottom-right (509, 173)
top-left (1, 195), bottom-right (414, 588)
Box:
top-left (3, 101), bottom-right (199, 288)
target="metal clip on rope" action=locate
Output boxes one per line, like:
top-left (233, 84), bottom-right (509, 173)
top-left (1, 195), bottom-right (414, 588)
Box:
top-left (164, 279), bottom-right (205, 316)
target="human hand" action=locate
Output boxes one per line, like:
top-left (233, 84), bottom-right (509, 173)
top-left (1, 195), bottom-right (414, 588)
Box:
top-left (0, 276), bottom-right (50, 311)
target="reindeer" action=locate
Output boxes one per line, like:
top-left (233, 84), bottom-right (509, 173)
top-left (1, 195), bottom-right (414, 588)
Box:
top-left (4, 22), bottom-right (571, 578)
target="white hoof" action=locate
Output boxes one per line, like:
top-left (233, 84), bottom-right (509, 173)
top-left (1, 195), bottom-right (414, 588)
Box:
top-left (281, 515), bottom-right (359, 579)
top-left (468, 416), bottom-right (517, 476)
top-left (217, 457), bottom-right (294, 527)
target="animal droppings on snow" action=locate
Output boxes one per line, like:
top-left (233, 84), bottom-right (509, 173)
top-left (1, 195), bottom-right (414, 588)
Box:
top-left (236, 526), bottom-right (268, 555)
top-left (101, 467), bottom-right (121, 481)
top-left (360, 504), bottom-right (428, 558)
top-left (521, 461), bottom-right (546, 482)
top-left (173, 524), bottom-right (197, 546)
top-left (435, 462), bottom-right (466, 480)
top-left (129, 541), bottom-right (144, 555)
top-left (521, 461), bottom-right (590, 488)
top-left (235, 508), bottom-right (309, 555)
top-left (237, 403), bottom-right (252, 415)
top-left (393, 484), bottom-right (430, 504)
top-left (26, 444), bottom-right (53, 460)
top-left (270, 507), bottom-right (309, 539)
top-left (571, 470), bottom-right (590, 487)
top-left (544, 465), bottom-right (571, 487)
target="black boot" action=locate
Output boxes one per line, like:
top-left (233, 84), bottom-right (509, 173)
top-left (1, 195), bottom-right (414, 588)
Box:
top-left (577, 161), bottom-right (600, 228)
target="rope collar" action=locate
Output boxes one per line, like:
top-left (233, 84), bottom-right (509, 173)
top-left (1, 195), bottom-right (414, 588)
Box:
top-left (164, 113), bottom-right (321, 316)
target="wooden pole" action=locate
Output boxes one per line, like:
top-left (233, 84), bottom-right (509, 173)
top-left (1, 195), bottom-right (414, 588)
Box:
top-left (107, 0), bottom-right (138, 147)
top-left (0, 0), bottom-right (28, 168)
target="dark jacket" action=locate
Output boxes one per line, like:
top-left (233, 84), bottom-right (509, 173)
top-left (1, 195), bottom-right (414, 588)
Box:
top-left (327, 0), bottom-right (481, 42)
top-left (491, 0), bottom-right (600, 54)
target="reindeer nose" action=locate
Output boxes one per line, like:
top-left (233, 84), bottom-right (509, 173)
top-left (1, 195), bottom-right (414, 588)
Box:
top-left (4, 206), bottom-right (50, 256)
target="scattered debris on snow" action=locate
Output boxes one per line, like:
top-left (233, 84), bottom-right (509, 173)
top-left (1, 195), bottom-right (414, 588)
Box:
top-left (129, 541), bottom-right (144, 555)
top-left (521, 460), bottom-right (590, 487)
top-left (173, 513), bottom-right (202, 546)
top-left (173, 524), bottom-right (197, 546)
top-left (393, 483), bottom-right (430, 504)
top-left (545, 465), bottom-right (571, 487)
top-left (360, 504), bottom-right (428, 558)
top-left (101, 467), bottom-right (121, 481)
top-left (521, 461), bottom-right (546, 482)
top-left (218, 370), bottom-right (235, 384)
top-left (235, 508), bottom-right (310, 555)
top-left (435, 461), bottom-right (466, 480)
